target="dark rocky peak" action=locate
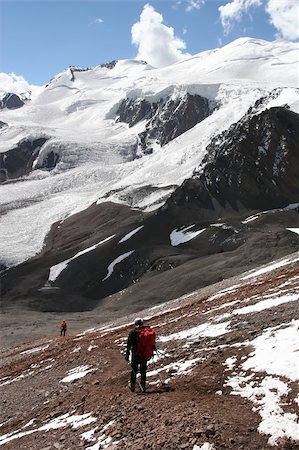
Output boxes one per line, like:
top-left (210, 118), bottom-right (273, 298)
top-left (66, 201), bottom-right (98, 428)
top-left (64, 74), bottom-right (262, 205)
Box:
top-left (0, 92), bottom-right (24, 109)
top-left (36, 150), bottom-right (60, 170)
top-left (116, 98), bottom-right (153, 127)
top-left (100, 60), bottom-right (118, 69)
top-left (116, 93), bottom-right (213, 155)
top-left (45, 66), bottom-right (91, 86)
top-left (246, 88), bottom-right (283, 116)
top-left (0, 120), bottom-right (8, 129)
top-left (164, 106), bottom-right (299, 219)
top-left (0, 137), bottom-right (48, 183)
top-left (140, 93), bottom-right (212, 151)
top-left (68, 66), bottom-right (92, 82)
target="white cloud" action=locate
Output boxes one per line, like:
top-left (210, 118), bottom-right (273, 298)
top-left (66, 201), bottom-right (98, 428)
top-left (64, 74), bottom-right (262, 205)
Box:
top-left (172, 1), bottom-right (182, 10)
top-left (131, 3), bottom-right (191, 68)
top-left (219, 0), bottom-right (262, 34)
top-left (186, 0), bottom-right (205, 12)
top-left (0, 72), bottom-right (31, 94)
top-left (90, 17), bottom-right (103, 26)
top-left (266, 0), bottom-right (299, 40)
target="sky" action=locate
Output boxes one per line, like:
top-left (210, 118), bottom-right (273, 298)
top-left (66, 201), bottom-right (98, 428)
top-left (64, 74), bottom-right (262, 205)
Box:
top-left (0, 0), bottom-right (298, 88)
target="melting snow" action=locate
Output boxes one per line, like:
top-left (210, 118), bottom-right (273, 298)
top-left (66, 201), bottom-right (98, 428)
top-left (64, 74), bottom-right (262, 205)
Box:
top-left (0, 413), bottom-right (97, 446)
top-left (85, 420), bottom-right (115, 450)
top-left (49, 235), bottom-right (115, 281)
top-left (170, 225), bottom-right (206, 246)
top-left (226, 320), bottom-right (299, 445)
top-left (88, 344), bottom-right (98, 351)
top-left (242, 256), bottom-right (299, 280)
top-left (206, 285), bottom-right (241, 301)
top-left (242, 320), bottom-right (299, 381)
top-left (193, 443), bottom-right (215, 449)
top-left (60, 365), bottom-right (93, 383)
top-left (20, 345), bottom-right (49, 355)
top-left (159, 320), bottom-right (230, 342)
top-left (81, 426), bottom-right (98, 442)
top-left (287, 228), bottom-right (299, 236)
top-left (118, 225), bottom-right (144, 243)
top-left (71, 346), bottom-right (81, 353)
top-left (233, 292), bottom-right (298, 315)
top-left (147, 357), bottom-right (202, 379)
top-left (102, 250), bottom-right (135, 281)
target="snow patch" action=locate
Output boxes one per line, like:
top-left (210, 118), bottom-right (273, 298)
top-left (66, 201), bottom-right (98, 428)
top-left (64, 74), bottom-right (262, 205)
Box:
top-left (286, 228), bottom-right (299, 236)
top-left (49, 235), bottom-right (115, 282)
top-left (170, 225), bottom-right (206, 246)
top-left (233, 293), bottom-right (298, 315)
top-left (102, 250), bottom-right (135, 281)
top-left (20, 345), bottom-right (49, 355)
top-left (60, 365), bottom-right (94, 383)
top-left (226, 320), bottom-right (299, 445)
top-left (159, 320), bottom-right (230, 342)
top-left (242, 256), bottom-right (299, 280)
top-left (0, 413), bottom-right (97, 446)
top-left (118, 225), bottom-right (144, 243)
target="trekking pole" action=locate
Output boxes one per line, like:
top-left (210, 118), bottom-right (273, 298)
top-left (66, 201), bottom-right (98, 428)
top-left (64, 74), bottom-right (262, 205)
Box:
top-left (156, 369), bottom-right (173, 391)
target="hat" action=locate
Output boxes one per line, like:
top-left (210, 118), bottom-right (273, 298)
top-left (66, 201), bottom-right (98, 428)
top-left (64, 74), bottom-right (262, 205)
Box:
top-left (134, 318), bottom-right (144, 327)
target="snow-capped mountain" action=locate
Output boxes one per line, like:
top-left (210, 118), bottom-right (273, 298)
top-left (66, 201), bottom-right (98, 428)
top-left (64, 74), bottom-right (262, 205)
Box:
top-left (0, 37), bottom-right (298, 313)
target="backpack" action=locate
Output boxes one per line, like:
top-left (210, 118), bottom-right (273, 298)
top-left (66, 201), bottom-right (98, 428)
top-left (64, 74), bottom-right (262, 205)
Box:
top-left (136, 327), bottom-right (156, 360)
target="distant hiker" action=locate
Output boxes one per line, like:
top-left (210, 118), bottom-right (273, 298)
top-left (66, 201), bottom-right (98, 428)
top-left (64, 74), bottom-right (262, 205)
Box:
top-left (125, 318), bottom-right (156, 393)
top-left (60, 320), bottom-right (67, 336)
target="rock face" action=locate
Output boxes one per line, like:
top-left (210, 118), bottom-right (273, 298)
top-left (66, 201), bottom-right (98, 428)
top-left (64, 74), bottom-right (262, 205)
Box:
top-left (100, 60), bottom-right (118, 69)
top-left (164, 106), bottom-right (299, 219)
top-left (0, 138), bottom-right (48, 182)
top-left (0, 92), bottom-right (24, 109)
top-left (116, 93), bottom-right (213, 154)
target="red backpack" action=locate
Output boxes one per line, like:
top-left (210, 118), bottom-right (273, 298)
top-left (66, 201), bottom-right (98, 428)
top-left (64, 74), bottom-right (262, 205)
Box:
top-left (136, 327), bottom-right (156, 360)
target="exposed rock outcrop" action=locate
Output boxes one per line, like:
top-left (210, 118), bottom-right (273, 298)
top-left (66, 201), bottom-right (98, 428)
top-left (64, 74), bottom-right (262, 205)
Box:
top-left (100, 60), bottom-right (118, 69)
top-left (0, 92), bottom-right (24, 109)
top-left (164, 106), bottom-right (299, 218)
top-left (116, 93), bottom-right (213, 154)
top-left (0, 137), bottom-right (48, 182)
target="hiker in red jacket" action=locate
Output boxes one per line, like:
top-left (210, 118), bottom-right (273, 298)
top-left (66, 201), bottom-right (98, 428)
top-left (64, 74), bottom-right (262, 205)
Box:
top-left (125, 318), bottom-right (156, 393)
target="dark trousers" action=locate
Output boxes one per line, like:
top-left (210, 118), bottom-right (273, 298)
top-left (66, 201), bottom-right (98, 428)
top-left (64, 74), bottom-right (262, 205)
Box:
top-left (60, 328), bottom-right (66, 336)
top-left (130, 356), bottom-right (147, 392)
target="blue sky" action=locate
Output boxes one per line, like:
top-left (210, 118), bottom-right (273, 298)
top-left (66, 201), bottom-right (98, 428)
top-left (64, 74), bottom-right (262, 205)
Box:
top-left (0, 0), bottom-right (298, 86)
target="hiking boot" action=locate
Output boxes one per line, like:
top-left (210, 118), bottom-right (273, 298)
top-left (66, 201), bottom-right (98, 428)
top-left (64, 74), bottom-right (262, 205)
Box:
top-left (129, 383), bottom-right (135, 392)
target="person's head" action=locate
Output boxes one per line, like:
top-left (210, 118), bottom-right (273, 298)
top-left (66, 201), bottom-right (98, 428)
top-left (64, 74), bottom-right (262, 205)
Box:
top-left (134, 318), bottom-right (144, 328)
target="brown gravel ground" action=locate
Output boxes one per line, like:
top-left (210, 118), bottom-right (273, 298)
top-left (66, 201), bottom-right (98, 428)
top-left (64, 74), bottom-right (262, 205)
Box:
top-left (0, 258), bottom-right (298, 450)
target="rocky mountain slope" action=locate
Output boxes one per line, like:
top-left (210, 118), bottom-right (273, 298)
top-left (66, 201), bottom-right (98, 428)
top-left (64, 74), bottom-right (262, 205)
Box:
top-left (0, 253), bottom-right (298, 449)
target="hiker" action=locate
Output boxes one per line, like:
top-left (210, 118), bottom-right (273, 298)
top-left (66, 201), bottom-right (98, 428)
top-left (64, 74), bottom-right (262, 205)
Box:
top-left (60, 320), bottom-right (67, 336)
top-left (125, 318), bottom-right (156, 393)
